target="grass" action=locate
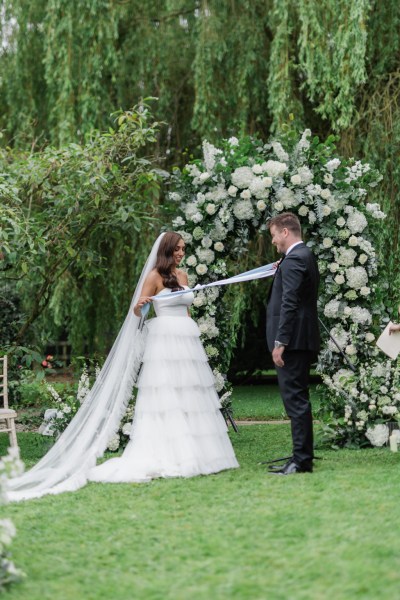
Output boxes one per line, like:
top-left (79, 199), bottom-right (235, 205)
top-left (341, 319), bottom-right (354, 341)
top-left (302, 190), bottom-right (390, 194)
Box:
top-left (231, 384), bottom-right (321, 420)
top-left (1, 420), bottom-right (400, 599)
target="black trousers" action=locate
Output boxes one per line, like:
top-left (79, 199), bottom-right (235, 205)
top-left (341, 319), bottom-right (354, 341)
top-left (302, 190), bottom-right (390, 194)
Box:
top-left (276, 350), bottom-right (315, 468)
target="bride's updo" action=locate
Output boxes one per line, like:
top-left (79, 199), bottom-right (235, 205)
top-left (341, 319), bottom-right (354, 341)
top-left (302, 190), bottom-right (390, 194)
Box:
top-left (155, 231), bottom-right (184, 290)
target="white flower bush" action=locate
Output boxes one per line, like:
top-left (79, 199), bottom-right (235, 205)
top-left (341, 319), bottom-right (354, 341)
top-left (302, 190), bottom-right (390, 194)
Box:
top-left (170, 129), bottom-right (396, 446)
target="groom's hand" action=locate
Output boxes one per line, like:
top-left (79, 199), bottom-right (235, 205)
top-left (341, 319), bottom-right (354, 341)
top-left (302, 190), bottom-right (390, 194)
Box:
top-left (272, 346), bottom-right (285, 368)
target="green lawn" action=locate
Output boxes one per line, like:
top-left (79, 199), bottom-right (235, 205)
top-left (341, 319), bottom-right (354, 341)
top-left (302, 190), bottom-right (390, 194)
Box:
top-left (1, 415), bottom-right (400, 599)
top-left (231, 384), bottom-right (321, 420)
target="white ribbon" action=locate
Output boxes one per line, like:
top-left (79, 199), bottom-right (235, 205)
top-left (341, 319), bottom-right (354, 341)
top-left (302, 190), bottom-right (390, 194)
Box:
top-left (141, 262), bottom-right (277, 316)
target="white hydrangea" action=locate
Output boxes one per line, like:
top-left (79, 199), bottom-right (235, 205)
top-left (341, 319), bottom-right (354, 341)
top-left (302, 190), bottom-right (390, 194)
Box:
top-left (366, 203), bottom-right (386, 220)
top-left (233, 200), bottom-right (254, 220)
top-left (263, 176), bottom-right (273, 187)
top-left (328, 327), bottom-right (349, 353)
top-left (252, 164), bottom-right (263, 175)
top-left (262, 160), bottom-right (288, 178)
top-left (346, 266), bottom-right (368, 289)
top-left (297, 166), bottom-right (313, 185)
top-left (346, 210), bottom-right (368, 234)
top-left (201, 236), bottom-right (213, 248)
top-left (122, 422), bottom-right (132, 436)
top-left (172, 216), bottom-right (185, 228)
top-left (365, 424), bottom-right (389, 447)
top-left (336, 247), bottom-right (357, 267)
top-left (231, 166), bottom-right (254, 189)
top-left (193, 291), bottom-right (207, 307)
top-left (296, 129), bottom-right (312, 152)
top-left (249, 177), bottom-right (269, 199)
top-left (345, 344), bottom-right (357, 356)
top-left (196, 263), bottom-right (208, 275)
top-left (350, 307), bottom-right (372, 325)
top-left (196, 248), bottom-right (215, 264)
top-left (332, 368), bottom-right (354, 386)
top-left (198, 316), bottom-right (219, 339)
top-left (107, 434), bottom-right (120, 452)
top-left (324, 299), bottom-right (340, 318)
top-left (191, 212), bottom-right (203, 223)
top-left (184, 202), bottom-right (199, 221)
top-left (323, 173), bottom-right (333, 184)
top-left (210, 220), bottom-right (228, 241)
top-left (213, 368), bottom-right (225, 392)
top-left (202, 140), bottom-right (223, 172)
top-left (325, 158), bottom-right (341, 172)
top-left (276, 187), bottom-right (296, 208)
top-left (178, 230), bottom-right (193, 244)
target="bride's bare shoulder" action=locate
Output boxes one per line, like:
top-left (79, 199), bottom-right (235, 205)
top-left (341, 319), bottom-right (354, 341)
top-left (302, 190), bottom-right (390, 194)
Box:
top-left (145, 269), bottom-right (162, 285)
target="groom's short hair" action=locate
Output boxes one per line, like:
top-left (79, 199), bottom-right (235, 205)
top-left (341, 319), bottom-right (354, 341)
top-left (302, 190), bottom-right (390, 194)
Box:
top-left (267, 212), bottom-right (301, 236)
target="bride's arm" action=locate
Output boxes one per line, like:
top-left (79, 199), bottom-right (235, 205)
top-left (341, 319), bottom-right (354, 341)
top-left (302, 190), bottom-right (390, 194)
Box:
top-left (133, 272), bottom-right (158, 317)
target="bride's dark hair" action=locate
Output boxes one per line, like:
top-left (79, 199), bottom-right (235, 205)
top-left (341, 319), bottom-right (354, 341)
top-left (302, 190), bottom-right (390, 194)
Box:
top-left (155, 231), bottom-right (184, 290)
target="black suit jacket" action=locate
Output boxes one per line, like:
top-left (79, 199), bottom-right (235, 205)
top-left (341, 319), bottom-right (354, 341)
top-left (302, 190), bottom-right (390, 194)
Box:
top-left (266, 242), bottom-right (320, 353)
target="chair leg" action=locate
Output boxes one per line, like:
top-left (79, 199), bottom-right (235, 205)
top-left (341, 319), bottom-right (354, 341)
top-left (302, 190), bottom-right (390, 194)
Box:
top-left (8, 418), bottom-right (19, 451)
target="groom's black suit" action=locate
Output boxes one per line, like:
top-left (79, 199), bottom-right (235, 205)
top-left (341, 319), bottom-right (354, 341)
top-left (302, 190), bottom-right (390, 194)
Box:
top-left (266, 242), bottom-right (320, 469)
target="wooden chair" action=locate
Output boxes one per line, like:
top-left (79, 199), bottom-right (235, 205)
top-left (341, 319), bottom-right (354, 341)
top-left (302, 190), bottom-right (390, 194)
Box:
top-left (0, 356), bottom-right (19, 450)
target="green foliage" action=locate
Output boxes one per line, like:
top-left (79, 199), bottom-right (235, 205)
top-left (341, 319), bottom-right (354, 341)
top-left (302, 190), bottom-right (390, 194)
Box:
top-left (0, 103), bottom-right (164, 353)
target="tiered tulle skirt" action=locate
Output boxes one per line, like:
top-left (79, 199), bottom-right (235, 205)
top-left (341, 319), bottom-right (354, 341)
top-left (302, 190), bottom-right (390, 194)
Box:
top-left (89, 316), bottom-right (239, 483)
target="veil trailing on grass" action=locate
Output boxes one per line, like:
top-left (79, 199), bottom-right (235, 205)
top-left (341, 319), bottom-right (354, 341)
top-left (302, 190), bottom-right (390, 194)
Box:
top-left (8, 233), bottom-right (166, 502)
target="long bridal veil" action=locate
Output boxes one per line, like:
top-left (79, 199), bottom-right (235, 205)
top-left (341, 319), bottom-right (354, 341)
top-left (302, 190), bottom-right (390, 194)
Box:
top-left (8, 233), bottom-right (166, 502)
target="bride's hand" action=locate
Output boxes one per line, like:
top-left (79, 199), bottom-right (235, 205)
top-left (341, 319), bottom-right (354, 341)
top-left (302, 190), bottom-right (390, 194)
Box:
top-left (134, 296), bottom-right (153, 316)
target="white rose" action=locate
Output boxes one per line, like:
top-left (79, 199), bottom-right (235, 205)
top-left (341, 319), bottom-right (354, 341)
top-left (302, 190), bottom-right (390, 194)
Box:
top-left (345, 344), bottom-right (357, 356)
top-left (321, 188), bottom-right (331, 200)
top-left (252, 164), bottom-right (263, 175)
top-left (199, 172), bottom-right (211, 182)
top-left (291, 174), bottom-right (302, 185)
top-left (348, 235), bottom-right (358, 246)
top-left (358, 254), bottom-right (368, 264)
top-left (335, 274), bottom-right (345, 285)
top-left (365, 332), bottom-right (375, 342)
top-left (360, 286), bottom-right (370, 296)
top-left (228, 185), bottom-right (238, 197)
top-left (122, 423), bottom-right (132, 436)
top-left (196, 263), bottom-right (208, 275)
top-left (329, 262), bottom-right (339, 273)
top-left (214, 242), bottom-right (224, 252)
top-left (324, 173), bottom-right (333, 184)
top-left (336, 217), bottom-right (346, 227)
top-left (274, 201), bottom-right (284, 212)
top-left (343, 306), bottom-right (352, 316)
top-left (206, 203), bottom-right (216, 215)
top-left (263, 177), bottom-right (273, 188)
top-left (186, 255), bottom-right (197, 267)
top-left (240, 189), bottom-right (251, 199)
top-left (298, 205), bottom-right (309, 216)
top-left (256, 200), bottom-right (266, 211)
top-left (323, 237), bottom-right (333, 248)
top-left (322, 205), bottom-right (331, 216)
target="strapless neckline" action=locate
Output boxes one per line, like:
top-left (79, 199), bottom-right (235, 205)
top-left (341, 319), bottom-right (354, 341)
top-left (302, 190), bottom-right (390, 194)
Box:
top-left (155, 285), bottom-right (188, 296)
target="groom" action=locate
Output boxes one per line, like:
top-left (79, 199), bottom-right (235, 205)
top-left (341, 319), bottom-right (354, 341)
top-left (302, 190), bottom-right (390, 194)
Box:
top-left (266, 212), bottom-right (320, 475)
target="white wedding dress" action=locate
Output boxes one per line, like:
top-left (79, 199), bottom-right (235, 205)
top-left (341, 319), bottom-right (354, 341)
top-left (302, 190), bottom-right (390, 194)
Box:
top-left (88, 287), bottom-right (239, 483)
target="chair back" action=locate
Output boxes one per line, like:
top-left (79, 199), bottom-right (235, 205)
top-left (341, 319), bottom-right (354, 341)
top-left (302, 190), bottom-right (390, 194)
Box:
top-left (0, 356), bottom-right (8, 409)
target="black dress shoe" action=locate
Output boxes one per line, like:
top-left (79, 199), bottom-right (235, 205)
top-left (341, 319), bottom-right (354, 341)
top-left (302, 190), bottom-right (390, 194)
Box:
top-left (268, 459), bottom-right (313, 475)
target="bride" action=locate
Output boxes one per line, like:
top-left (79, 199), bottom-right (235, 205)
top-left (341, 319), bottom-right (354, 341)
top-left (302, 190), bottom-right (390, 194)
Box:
top-left (8, 231), bottom-right (238, 501)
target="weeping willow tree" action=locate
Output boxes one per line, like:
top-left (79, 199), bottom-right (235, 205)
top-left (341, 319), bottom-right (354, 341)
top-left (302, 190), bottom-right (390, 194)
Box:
top-left (0, 0), bottom-right (399, 362)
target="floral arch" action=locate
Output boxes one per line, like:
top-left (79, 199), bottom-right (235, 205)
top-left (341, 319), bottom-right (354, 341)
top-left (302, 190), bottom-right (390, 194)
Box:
top-left (168, 130), bottom-right (400, 448)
